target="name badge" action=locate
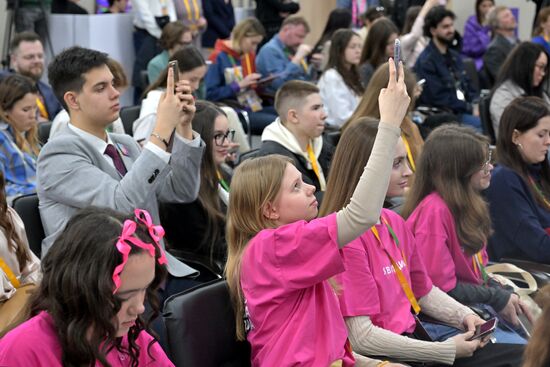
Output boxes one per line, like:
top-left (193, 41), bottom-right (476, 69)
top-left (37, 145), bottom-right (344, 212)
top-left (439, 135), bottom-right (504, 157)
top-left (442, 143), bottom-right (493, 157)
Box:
top-left (456, 89), bottom-right (466, 101)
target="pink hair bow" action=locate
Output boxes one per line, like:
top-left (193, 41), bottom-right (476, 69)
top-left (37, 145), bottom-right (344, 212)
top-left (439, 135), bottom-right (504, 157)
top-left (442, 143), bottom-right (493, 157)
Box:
top-left (112, 209), bottom-right (168, 294)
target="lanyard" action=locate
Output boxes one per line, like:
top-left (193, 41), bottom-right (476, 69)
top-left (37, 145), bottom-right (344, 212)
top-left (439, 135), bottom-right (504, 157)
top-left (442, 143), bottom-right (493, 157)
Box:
top-left (227, 55), bottom-right (243, 81)
top-left (182, 0), bottom-right (199, 21)
top-left (401, 134), bottom-right (416, 172)
top-left (371, 217), bottom-right (421, 315)
top-left (284, 48), bottom-right (308, 73)
top-left (0, 256), bottom-right (21, 288)
top-left (216, 169), bottom-right (230, 192)
top-left (528, 175), bottom-right (550, 209)
top-left (306, 143), bottom-right (325, 191)
top-left (36, 97), bottom-right (48, 120)
top-left (472, 251), bottom-right (488, 284)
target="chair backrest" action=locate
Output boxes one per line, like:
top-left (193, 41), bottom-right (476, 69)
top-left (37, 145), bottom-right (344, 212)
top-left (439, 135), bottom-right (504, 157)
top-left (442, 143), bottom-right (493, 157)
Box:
top-left (38, 122), bottom-right (52, 145)
top-left (163, 279), bottom-right (251, 367)
top-left (462, 58), bottom-right (480, 94)
top-left (479, 94), bottom-right (496, 144)
top-left (326, 131), bottom-right (341, 147)
top-left (12, 194), bottom-right (43, 258)
top-left (119, 105), bottom-right (141, 136)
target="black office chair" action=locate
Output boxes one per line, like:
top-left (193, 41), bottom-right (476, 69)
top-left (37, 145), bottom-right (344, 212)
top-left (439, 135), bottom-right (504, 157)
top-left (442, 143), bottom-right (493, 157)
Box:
top-left (163, 279), bottom-right (251, 367)
top-left (479, 94), bottom-right (496, 144)
top-left (38, 122), bottom-right (52, 145)
top-left (12, 194), bottom-right (44, 258)
top-left (237, 148), bottom-right (259, 165)
top-left (463, 58), bottom-right (480, 94)
top-left (326, 131), bottom-right (341, 147)
top-left (119, 105), bottom-right (141, 136)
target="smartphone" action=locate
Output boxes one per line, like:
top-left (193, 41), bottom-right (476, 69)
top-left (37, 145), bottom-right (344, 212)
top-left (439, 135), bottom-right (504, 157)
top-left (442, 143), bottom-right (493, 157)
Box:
top-left (256, 74), bottom-right (279, 85)
top-left (517, 313), bottom-right (532, 338)
top-left (417, 78), bottom-right (426, 87)
top-left (394, 39), bottom-right (401, 80)
top-left (468, 318), bottom-right (498, 341)
top-left (168, 60), bottom-right (179, 90)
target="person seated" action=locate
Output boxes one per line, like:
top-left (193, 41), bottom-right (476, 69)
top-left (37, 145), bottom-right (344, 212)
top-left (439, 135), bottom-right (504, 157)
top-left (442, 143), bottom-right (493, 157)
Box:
top-left (533, 6), bottom-right (550, 55)
top-left (484, 97), bottom-right (550, 263)
top-left (356, 6), bottom-right (386, 43)
top-left (0, 75), bottom-right (41, 200)
top-left (38, 46), bottom-right (204, 299)
top-left (206, 17), bottom-right (278, 135)
top-left (462, 0), bottom-right (494, 71)
top-left (173, 0), bottom-right (207, 46)
top-left (317, 29), bottom-right (363, 128)
top-left (404, 125), bottom-right (529, 345)
top-left (320, 119), bottom-right (525, 366)
top-left (344, 61), bottom-right (424, 174)
top-left (0, 207), bottom-right (174, 366)
top-left (415, 6), bottom-right (481, 131)
top-left (358, 17), bottom-right (398, 87)
top-left (147, 21), bottom-right (193, 85)
top-left (1, 32), bottom-right (62, 123)
top-left (483, 6), bottom-right (519, 86)
top-left (0, 169), bottom-right (40, 337)
top-left (160, 101), bottom-right (232, 270)
top-left (256, 16), bottom-right (322, 95)
top-left (201, 0), bottom-right (235, 48)
top-left (135, 45), bottom-right (207, 144)
top-left (490, 42), bottom-right (550, 136)
top-left (400, 0), bottom-right (439, 69)
top-left (256, 80), bottom-right (333, 202)
top-left (311, 8), bottom-right (352, 70)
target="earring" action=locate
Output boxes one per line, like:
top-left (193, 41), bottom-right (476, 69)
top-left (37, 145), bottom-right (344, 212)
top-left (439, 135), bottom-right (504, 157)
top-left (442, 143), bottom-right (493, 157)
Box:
top-left (517, 143), bottom-right (524, 150)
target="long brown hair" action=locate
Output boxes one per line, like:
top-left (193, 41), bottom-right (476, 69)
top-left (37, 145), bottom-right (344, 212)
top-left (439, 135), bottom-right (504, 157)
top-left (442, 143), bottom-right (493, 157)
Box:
top-left (497, 96), bottom-right (550, 208)
top-left (225, 155), bottom-right (292, 340)
top-left (343, 61), bottom-right (423, 166)
top-left (360, 18), bottom-right (398, 69)
top-left (533, 6), bottom-right (550, 37)
top-left (401, 125), bottom-right (491, 254)
top-left (0, 74), bottom-right (40, 156)
top-left (319, 117), bottom-right (381, 216)
top-left (325, 29), bottom-right (364, 96)
top-left (523, 284), bottom-right (550, 367)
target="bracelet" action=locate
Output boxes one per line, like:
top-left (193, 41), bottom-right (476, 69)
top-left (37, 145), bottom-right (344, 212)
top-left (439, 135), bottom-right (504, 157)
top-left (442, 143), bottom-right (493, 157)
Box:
top-left (150, 132), bottom-right (170, 148)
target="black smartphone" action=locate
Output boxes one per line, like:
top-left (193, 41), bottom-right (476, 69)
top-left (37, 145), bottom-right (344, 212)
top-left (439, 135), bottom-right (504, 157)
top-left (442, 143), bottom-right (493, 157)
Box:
top-left (468, 317), bottom-right (498, 341)
top-left (168, 60), bottom-right (179, 90)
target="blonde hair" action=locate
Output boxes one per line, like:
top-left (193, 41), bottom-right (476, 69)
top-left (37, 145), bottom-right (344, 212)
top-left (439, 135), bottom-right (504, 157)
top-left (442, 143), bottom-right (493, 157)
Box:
top-left (231, 17), bottom-right (266, 49)
top-left (225, 155), bottom-right (292, 340)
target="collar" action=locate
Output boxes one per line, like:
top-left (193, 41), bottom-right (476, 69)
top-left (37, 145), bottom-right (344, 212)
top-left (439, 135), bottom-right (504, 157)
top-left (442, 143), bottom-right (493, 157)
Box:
top-left (261, 118), bottom-right (324, 160)
top-left (213, 39), bottom-right (241, 59)
top-left (68, 122), bottom-right (115, 156)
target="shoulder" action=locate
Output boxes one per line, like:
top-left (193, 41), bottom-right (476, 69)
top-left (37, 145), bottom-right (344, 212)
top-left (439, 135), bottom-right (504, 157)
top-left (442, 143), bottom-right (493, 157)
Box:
top-left (414, 192), bottom-right (450, 217)
top-left (491, 165), bottom-right (523, 185)
top-left (258, 140), bottom-right (294, 157)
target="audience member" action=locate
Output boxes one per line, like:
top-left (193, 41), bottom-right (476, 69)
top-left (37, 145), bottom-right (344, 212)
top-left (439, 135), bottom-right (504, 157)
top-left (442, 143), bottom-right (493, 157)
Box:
top-left (523, 284), bottom-right (550, 367)
top-left (485, 97), bottom-right (550, 263)
top-left (147, 21), bottom-right (193, 85)
top-left (254, 0), bottom-right (300, 43)
top-left (201, 0), bottom-right (235, 48)
top-left (103, 0), bottom-right (128, 13)
top-left (0, 75), bottom-right (40, 200)
top-left (321, 120), bottom-right (523, 366)
top-left (312, 8), bottom-right (352, 68)
top-left (206, 17), bottom-right (277, 135)
top-left (400, 0), bottom-right (439, 69)
top-left (256, 16), bottom-right (320, 95)
top-left (483, 6), bottom-right (520, 85)
top-left (38, 47), bottom-right (204, 297)
top-left (225, 61), bottom-right (410, 366)
top-left (356, 6), bottom-right (386, 42)
top-left (0, 169), bottom-right (40, 337)
top-left (415, 6), bottom-right (481, 130)
top-left (2, 32), bottom-right (62, 122)
top-left (358, 17), bottom-right (398, 87)
top-left (404, 125), bottom-right (529, 345)
top-left (135, 46), bottom-right (207, 143)
top-left (336, 0), bottom-right (381, 28)
top-left (0, 207), bottom-right (174, 366)
top-left (317, 29), bottom-right (363, 128)
top-left (256, 81), bottom-right (332, 201)
top-left (392, 0), bottom-right (426, 31)
top-left (532, 6), bottom-right (550, 55)
top-left (345, 61), bottom-right (423, 173)
top-left (173, 0), bottom-right (207, 48)
top-left (160, 101), bottom-right (232, 270)
top-left (462, 0), bottom-right (494, 71)
top-left (490, 42), bottom-right (550, 135)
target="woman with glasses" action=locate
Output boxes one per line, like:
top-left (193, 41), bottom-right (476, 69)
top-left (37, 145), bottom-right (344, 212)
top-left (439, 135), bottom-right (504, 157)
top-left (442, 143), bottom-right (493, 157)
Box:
top-left (403, 125), bottom-right (529, 344)
top-left (160, 101), bottom-right (233, 270)
top-left (485, 97), bottom-right (550, 265)
top-left (490, 42), bottom-right (550, 137)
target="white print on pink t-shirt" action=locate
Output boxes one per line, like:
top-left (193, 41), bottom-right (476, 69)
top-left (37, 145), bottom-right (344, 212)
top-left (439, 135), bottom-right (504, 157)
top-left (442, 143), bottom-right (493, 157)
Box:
top-left (382, 260), bottom-right (406, 276)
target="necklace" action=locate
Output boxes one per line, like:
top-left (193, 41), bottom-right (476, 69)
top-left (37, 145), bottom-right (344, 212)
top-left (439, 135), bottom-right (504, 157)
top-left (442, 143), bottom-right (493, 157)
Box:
top-left (528, 175), bottom-right (550, 209)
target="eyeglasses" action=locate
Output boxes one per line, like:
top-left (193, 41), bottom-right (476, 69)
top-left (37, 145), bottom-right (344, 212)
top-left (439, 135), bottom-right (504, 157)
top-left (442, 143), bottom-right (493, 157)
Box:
top-left (481, 148), bottom-right (493, 175)
top-left (535, 63), bottom-right (547, 71)
top-left (214, 129), bottom-right (235, 146)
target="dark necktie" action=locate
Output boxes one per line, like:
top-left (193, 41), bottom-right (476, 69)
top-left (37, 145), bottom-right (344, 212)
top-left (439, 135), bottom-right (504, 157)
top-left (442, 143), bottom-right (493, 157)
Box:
top-left (104, 144), bottom-right (127, 176)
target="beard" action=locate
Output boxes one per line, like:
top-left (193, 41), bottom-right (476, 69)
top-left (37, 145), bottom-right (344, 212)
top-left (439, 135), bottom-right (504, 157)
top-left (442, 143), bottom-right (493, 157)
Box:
top-left (435, 34), bottom-right (455, 47)
top-left (18, 66), bottom-right (43, 81)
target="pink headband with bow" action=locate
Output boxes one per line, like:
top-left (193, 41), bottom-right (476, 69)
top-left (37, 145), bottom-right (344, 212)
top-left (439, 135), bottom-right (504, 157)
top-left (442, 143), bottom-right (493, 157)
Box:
top-left (112, 209), bottom-right (167, 294)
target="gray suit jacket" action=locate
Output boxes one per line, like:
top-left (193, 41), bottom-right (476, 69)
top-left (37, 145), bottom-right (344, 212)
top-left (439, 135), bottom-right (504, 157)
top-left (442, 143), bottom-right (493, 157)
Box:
top-left (483, 34), bottom-right (517, 83)
top-left (36, 126), bottom-right (204, 277)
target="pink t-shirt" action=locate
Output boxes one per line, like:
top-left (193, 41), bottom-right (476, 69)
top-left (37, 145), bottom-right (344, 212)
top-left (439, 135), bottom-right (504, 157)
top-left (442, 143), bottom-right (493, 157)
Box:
top-left (241, 214), bottom-right (354, 367)
top-left (0, 311), bottom-right (174, 367)
top-left (336, 209), bottom-right (433, 334)
top-left (406, 192), bottom-right (489, 292)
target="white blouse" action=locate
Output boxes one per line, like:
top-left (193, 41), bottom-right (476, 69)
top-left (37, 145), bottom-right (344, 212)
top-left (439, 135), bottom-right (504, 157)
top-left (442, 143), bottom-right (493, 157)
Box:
top-left (318, 68), bottom-right (361, 128)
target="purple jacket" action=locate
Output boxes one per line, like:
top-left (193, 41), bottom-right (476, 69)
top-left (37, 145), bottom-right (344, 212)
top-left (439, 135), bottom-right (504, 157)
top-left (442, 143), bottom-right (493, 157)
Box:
top-left (462, 15), bottom-right (491, 70)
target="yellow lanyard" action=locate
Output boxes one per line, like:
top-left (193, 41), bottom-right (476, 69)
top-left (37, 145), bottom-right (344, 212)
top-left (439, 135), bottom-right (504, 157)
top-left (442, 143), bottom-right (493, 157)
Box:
top-left (371, 217), bottom-right (421, 315)
top-left (182, 0), bottom-right (199, 21)
top-left (0, 257), bottom-right (21, 289)
top-left (36, 97), bottom-right (48, 120)
top-left (227, 55), bottom-right (243, 81)
top-left (472, 251), bottom-right (488, 283)
top-left (300, 59), bottom-right (308, 73)
top-left (244, 54), bottom-right (252, 75)
top-left (306, 143), bottom-right (325, 191)
top-left (401, 134), bottom-right (415, 172)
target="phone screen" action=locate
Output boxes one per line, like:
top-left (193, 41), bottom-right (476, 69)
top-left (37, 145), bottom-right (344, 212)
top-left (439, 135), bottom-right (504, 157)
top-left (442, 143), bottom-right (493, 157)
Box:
top-left (394, 39), bottom-right (401, 79)
top-left (470, 318), bottom-right (497, 340)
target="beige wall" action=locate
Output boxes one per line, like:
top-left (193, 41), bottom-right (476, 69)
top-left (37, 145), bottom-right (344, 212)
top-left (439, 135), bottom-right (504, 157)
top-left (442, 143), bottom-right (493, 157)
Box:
top-left (296, 0), bottom-right (337, 46)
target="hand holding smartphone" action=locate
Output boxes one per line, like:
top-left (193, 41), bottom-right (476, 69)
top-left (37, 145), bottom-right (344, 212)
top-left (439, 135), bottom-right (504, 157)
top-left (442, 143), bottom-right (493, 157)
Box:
top-left (394, 39), bottom-right (401, 81)
top-left (468, 318), bottom-right (498, 341)
top-left (168, 60), bottom-right (179, 92)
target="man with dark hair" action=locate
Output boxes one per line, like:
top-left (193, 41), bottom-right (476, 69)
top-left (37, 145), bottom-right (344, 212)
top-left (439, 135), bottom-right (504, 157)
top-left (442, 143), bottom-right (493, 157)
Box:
top-left (1, 32), bottom-right (62, 121)
top-left (38, 46), bottom-right (204, 295)
top-left (255, 0), bottom-right (300, 42)
top-left (414, 6), bottom-right (481, 130)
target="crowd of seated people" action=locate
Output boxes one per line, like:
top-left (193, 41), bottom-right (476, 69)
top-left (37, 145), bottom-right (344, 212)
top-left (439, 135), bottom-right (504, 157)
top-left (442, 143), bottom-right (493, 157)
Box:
top-left (5, 2), bottom-right (550, 366)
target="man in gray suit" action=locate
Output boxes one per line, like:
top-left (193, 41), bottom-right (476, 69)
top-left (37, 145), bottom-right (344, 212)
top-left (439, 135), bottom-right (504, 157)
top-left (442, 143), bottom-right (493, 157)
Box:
top-left (37, 46), bottom-right (204, 294)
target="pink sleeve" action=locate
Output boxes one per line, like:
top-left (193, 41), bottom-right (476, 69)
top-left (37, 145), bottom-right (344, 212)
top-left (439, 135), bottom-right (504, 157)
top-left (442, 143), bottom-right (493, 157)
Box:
top-left (403, 225), bottom-right (433, 299)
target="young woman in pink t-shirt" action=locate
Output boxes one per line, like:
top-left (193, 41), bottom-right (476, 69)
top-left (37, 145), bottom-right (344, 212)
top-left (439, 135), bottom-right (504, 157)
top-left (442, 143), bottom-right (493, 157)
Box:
top-left (0, 207), bottom-right (174, 367)
top-left (225, 61), bottom-right (410, 367)
top-left (318, 118), bottom-right (528, 366)
top-left (403, 125), bottom-right (531, 344)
